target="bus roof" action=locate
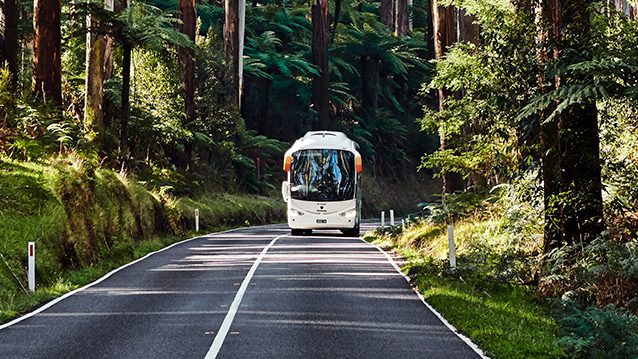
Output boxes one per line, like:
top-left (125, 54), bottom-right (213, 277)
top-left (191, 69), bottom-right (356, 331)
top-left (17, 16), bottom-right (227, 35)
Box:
top-left (286, 131), bottom-right (360, 154)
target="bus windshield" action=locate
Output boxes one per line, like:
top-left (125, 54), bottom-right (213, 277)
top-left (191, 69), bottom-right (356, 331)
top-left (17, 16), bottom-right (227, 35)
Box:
top-left (290, 149), bottom-right (355, 202)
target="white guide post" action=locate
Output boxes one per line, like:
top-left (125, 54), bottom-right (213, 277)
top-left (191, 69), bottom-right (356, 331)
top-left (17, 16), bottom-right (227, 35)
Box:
top-left (390, 210), bottom-right (395, 226)
top-left (28, 242), bottom-right (35, 292)
top-left (381, 211), bottom-right (385, 227)
top-left (447, 224), bottom-right (456, 269)
top-left (195, 209), bottom-right (200, 232)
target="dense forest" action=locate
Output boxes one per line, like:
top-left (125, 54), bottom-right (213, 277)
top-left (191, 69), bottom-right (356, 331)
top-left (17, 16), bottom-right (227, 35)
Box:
top-left (2, 0), bottom-right (638, 356)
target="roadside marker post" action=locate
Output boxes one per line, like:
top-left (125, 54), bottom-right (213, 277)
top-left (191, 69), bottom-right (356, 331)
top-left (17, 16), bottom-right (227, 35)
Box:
top-left (390, 210), bottom-right (395, 226)
top-left (381, 211), bottom-right (385, 227)
top-left (447, 225), bottom-right (456, 269)
top-left (195, 209), bottom-right (200, 232)
top-left (28, 242), bottom-right (35, 292)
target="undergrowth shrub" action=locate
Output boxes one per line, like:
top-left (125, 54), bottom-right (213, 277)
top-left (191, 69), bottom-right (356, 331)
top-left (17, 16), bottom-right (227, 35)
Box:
top-left (558, 303), bottom-right (638, 359)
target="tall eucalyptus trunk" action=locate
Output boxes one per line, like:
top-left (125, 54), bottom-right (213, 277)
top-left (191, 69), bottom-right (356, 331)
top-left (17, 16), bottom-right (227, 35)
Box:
top-left (395, 0), bottom-right (408, 37)
top-left (32, 0), bottom-right (62, 105)
top-left (179, 0), bottom-right (196, 125)
top-left (85, 14), bottom-right (106, 137)
top-left (312, 0), bottom-right (330, 130)
top-left (380, 0), bottom-right (394, 29)
top-left (431, 0), bottom-right (463, 195)
top-left (224, 0), bottom-right (244, 108)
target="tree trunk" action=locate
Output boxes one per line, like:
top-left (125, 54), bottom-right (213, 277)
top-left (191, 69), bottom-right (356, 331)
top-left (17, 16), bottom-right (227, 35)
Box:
top-left (102, 0), bottom-right (126, 130)
top-left (178, 0), bottom-right (196, 125)
top-left (381, 0), bottom-right (394, 29)
top-left (84, 14), bottom-right (105, 137)
top-left (395, 0), bottom-right (408, 37)
top-left (539, 0), bottom-right (604, 250)
top-left (119, 41), bottom-right (131, 166)
top-left (1, 0), bottom-right (19, 87)
top-left (225, 0), bottom-right (245, 109)
top-left (32, 0), bottom-right (62, 105)
top-left (312, 0), bottom-right (330, 130)
top-left (431, 0), bottom-right (463, 195)
top-left (535, 0), bottom-right (562, 251)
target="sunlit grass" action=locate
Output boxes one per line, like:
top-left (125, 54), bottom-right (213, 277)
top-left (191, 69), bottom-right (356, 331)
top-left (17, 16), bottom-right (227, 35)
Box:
top-left (366, 218), bottom-right (561, 359)
top-left (0, 156), bottom-right (285, 325)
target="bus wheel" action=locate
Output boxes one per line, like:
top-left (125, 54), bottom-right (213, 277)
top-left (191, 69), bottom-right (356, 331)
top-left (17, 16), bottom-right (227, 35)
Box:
top-left (291, 229), bottom-right (304, 236)
top-left (303, 229), bottom-right (313, 236)
top-left (343, 226), bottom-right (360, 237)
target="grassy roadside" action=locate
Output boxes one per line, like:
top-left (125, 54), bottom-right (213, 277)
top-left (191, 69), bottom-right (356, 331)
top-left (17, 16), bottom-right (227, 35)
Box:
top-left (364, 223), bottom-right (563, 359)
top-left (0, 156), bottom-right (284, 324)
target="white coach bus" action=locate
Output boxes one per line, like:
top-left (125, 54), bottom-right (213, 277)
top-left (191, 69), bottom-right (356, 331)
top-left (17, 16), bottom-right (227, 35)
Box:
top-left (281, 131), bottom-right (362, 236)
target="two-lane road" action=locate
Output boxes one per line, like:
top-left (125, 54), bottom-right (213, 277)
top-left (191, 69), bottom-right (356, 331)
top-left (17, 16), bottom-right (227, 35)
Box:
top-left (0, 223), bottom-right (485, 358)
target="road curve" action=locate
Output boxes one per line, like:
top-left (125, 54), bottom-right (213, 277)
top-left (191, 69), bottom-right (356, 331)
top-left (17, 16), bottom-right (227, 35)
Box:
top-left (0, 223), bottom-right (484, 359)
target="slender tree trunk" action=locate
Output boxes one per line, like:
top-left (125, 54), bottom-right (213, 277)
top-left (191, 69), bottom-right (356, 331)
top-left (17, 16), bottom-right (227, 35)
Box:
top-left (84, 14), bottom-right (105, 137)
top-left (1, 0), bottom-right (18, 87)
top-left (178, 0), bottom-right (196, 125)
top-left (102, 0), bottom-right (126, 131)
top-left (380, 0), bottom-right (394, 29)
top-left (432, 0), bottom-right (463, 195)
top-left (312, 0), bottom-right (330, 130)
top-left (32, 0), bottom-right (62, 105)
top-left (119, 41), bottom-right (131, 165)
top-left (225, 0), bottom-right (245, 108)
top-left (395, 0), bottom-right (408, 37)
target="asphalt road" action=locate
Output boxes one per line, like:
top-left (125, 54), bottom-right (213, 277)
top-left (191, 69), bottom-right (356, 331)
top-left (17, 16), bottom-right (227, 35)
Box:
top-left (0, 223), bottom-right (484, 358)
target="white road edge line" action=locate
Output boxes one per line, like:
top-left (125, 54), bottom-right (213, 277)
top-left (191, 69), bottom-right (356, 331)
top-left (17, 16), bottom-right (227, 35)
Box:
top-left (359, 235), bottom-right (490, 359)
top-left (0, 223), bottom-right (284, 331)
top-left (204, 234), bottom-right (285, 359)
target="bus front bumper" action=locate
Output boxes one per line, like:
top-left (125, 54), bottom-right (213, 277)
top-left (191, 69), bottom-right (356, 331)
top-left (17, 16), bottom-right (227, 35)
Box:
top-left (287, 210), bottom-right (358, 230)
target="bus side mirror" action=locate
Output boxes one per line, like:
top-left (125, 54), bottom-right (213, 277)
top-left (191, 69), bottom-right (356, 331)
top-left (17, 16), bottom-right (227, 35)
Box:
top-left (282, 181), bottom-right (290, 203)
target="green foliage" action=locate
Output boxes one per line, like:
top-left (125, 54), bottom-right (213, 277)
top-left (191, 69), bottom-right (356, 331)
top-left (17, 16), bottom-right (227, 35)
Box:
top-left (558, 303), bottom-right (638, 359)
top-left (420, 4), bottom-right (536, 190)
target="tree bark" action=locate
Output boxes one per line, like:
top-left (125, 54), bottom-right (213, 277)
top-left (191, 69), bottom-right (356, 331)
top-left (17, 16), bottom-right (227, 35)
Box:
top-left (225, 0), bottom-right (245, 109)
top-left (380, 0), bottom-right (394, 29)
top-left (179, 0), bottom-right (196, 125)
top-left (1, 0), bottom-right (19, 87)
top-left (538, 0), bottom-right (604, 250)
top-left (119, 41), bottom-right (131, 165)
top-left (84, 14), bottom-right (105, 137)
top-left (102, 0), bottom-right (126, 130)
top-left (557, 0), bottom-right (604, 245)
top-left (431, 0), bottom-right (463, 195)
top-left (312, 0), bottom-right (330, 130)
top-left (395, 0), bottom-right (408, 37)
top-left (32, 0), bottom-right (62, 105)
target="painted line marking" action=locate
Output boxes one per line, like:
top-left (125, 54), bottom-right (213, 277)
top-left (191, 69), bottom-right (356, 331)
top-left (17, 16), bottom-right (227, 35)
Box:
top-left (0, 223), bottom-right (286, 331)
top-left (204, 234), bottom-right (285, 359)
top-left (358, 232), bottom-right (489, 359)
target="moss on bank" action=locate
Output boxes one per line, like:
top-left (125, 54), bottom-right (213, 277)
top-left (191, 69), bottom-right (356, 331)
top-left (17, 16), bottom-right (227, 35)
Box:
top-left (0, 156), bottom-right (284, 323)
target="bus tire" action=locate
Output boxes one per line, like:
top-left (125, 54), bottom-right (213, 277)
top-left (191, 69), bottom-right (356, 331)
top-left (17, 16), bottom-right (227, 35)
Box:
top-left (291, 229), bottom-right (304, 236)
top-left (343, 226), bottom-right (360, 237)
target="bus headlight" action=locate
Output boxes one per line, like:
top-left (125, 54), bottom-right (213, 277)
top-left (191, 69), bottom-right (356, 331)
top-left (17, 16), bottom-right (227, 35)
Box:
top-left (339, 209), bottom-right (357, 217)
top-left (289, 209), bottom-right (305, 216)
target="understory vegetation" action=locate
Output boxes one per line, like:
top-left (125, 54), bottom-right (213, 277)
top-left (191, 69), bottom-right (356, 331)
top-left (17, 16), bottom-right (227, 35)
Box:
top-left (366, 176), bottom-right (638, 358)
top-left (0, 156), bottom-right (285, 323)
